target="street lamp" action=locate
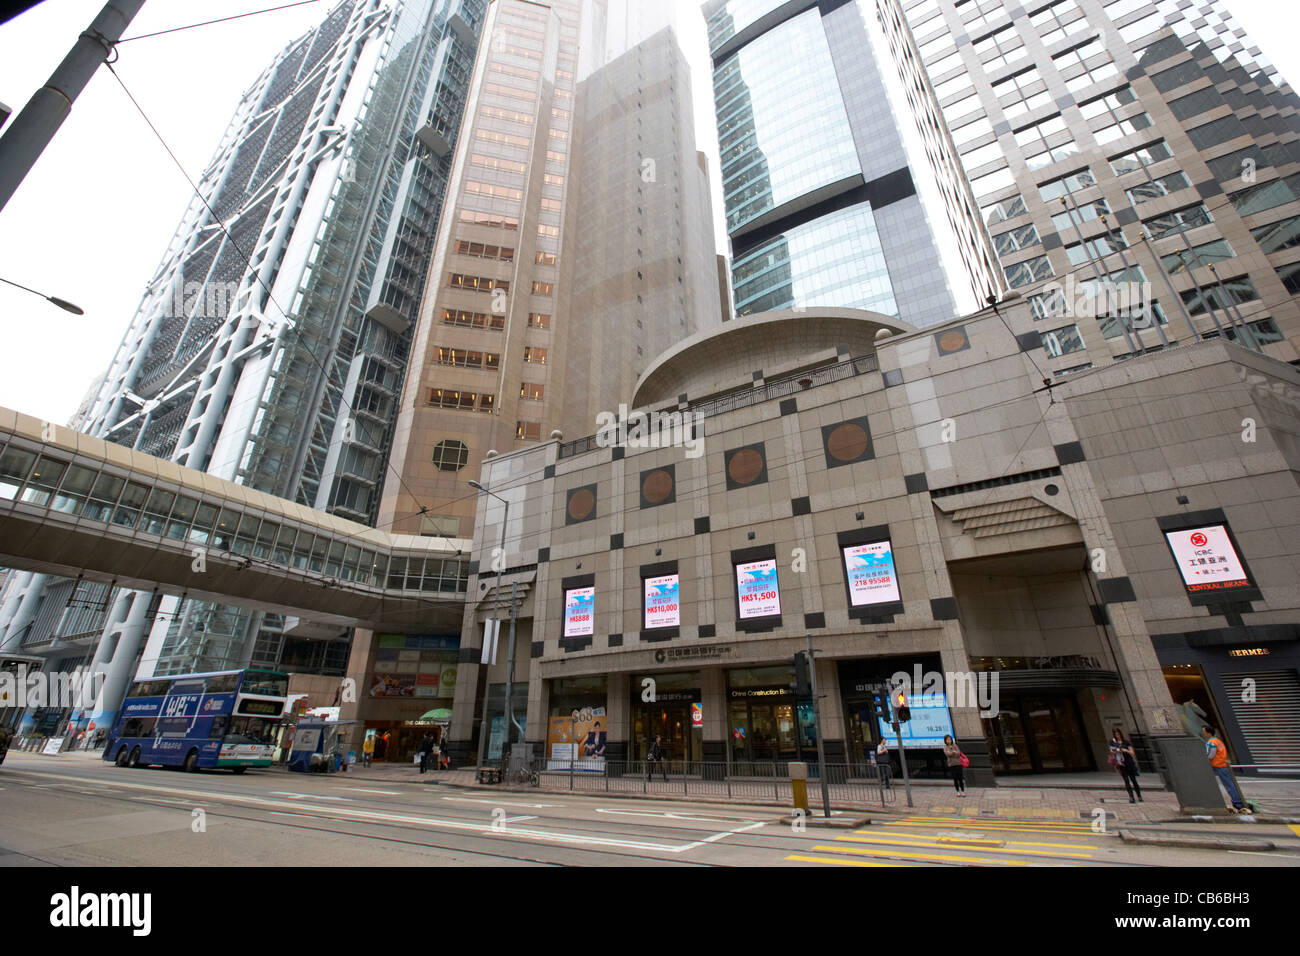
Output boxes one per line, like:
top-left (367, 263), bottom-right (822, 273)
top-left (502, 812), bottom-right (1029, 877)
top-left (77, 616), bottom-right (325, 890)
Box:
top-left (0, 275), bottom-right (83, 314)
top-left (468, 479), bottom-right (522, 769)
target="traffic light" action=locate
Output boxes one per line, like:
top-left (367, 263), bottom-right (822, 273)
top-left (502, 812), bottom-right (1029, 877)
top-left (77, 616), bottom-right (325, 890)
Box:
top-left (872, 692), bottom-right (890, 721)
top-left (789, 652), bottom-right (812, 697)
top-left (893, 689), bottom-right (911, 723)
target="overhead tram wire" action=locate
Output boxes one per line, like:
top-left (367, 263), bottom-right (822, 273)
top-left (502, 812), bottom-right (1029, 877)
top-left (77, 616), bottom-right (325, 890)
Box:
top-left (102, 58), bottom-right (463, 557)
top-left (116, 0), bottom-right (324, 43)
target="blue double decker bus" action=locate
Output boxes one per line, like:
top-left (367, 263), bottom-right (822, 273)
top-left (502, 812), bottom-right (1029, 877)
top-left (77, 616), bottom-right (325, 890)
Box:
top-left (104, 668), bottom-right (288, 773)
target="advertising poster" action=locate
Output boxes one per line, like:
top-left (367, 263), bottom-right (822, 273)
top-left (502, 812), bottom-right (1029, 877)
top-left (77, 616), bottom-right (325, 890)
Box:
top-left (546, 706), bottom-right (607, 769)
top-left (877, 693), bottom-right (954, 749)
top-left (1164, 526), bottom-right (1251, 594)
top-left (644, 574), bottom-right (680, 629)
top-left (736, 558), bottom-right (781, 619)
top-left (564, 586), bottom-right (595, 637)
top-left (691, 702), bottom-right (703, 728)
top-left (438, 663), bottom-right (458, 698)
top-left (843, 540), bottom-right (901, 606)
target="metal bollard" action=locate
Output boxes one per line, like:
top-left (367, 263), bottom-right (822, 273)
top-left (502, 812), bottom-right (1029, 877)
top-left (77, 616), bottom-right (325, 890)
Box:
top-left (788, 761), bottom-right (809, 813)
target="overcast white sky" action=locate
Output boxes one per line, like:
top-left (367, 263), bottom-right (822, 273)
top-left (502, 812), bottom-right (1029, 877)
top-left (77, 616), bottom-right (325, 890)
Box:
top-left (0, 0), bottom-right (1296, 426)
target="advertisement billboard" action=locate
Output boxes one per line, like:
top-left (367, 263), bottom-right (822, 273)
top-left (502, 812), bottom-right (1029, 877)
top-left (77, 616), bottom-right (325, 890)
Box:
top-left (877, 693), bottom-right (954, 749)
top-left (736, 558), bottom-right (781, 619)
top-left (644, 574), bottom-right (680, 629)
top-left (547, 706), bottom-right (607, 770)
top-left (563, 586), bottom-right (595, 637)
top-left (843, 540), bottom-right (901, 606)
top-left (1164, 525), bottom-right (1252, 595)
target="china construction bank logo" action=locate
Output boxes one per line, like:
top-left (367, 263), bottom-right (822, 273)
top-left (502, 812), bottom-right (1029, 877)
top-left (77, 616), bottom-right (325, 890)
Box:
top-left (49, 887), bottom-right (151, 936)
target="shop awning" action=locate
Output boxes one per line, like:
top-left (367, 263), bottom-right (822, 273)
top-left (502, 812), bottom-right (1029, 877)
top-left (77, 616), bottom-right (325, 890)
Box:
top-left (415, 708), bottom-right (453, 722)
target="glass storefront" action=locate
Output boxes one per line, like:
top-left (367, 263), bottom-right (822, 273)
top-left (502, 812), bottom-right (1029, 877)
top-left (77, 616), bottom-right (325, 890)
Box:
top-left (983, 693), bottom-right (1094, 774)
top-left (630, 670), bottom-right (701, 763)
top-left (725, 665), bottom-right (814, 764)
top-left (547, 675), bottom-right (606, 760)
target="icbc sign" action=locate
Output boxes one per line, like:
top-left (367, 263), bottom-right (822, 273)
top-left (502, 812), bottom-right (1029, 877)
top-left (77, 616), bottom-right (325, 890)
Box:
top-left (1164, 525), bottom-right (1251, 594)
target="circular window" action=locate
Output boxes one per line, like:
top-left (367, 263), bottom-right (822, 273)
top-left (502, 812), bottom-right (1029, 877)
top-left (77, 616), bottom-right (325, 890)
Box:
top-left (431, 439), bottom-right (469, 472)
top-left (1044, 483), bottom-right (1059, 496)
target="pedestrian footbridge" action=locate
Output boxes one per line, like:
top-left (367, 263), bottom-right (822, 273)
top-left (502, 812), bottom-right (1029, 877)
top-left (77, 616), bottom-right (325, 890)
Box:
top-left (0, 407), bottom-right (468, 631)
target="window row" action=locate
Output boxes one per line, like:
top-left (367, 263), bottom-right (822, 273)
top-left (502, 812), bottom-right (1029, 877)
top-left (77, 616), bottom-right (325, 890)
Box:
top-left (447, 272), bottom-right (509, 293)
top-left (435, 347), bottom-right (500, 370)
top-left (425, 388), bottom-right (496, 412)
top-left (453, 240), bottom-right (514, 262)
top-left (441, 308), bottom-right (505, 330)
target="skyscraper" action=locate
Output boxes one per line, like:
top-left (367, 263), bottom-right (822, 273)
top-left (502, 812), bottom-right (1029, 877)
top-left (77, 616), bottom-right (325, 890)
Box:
top-left (876, 0), bottom-right (1300, 372)
top-left (345, 0), bottom-right (725, 746)
top-left (703, 0), bottom-right (958, 326)
top-left (375, 0), bottom-right (722, 543)
top-left (0, 0), bottom-right (485, 727)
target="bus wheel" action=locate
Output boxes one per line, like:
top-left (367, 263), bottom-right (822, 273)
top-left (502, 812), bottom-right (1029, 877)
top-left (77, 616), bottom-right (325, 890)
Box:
top-left (127, 747), bottom-right (141, 768)
top-left (231, 767), bottom-right (246, 775)
top-left (183, 750), bottom-right (198, 773)
top-left (115, 747), bottom-right (128, 767)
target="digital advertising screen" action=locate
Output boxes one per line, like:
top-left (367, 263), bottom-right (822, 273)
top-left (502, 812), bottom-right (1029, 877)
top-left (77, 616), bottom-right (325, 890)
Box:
top-left (877, 693), bottom-right (954, 749)
top-left (1164, 525), bottom-right (1252, 595)
top-left (843, 539), bottom-right (901, 607)
top-left (736, 558), bottom-right (781, 619)
top-left (643, 573), bottom-right (680, 629)
top-left (563, 586), bottom-right (595, 637)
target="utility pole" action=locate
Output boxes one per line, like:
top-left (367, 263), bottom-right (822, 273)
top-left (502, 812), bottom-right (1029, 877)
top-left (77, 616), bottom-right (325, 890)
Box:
top-left (807, 635), bottom-right (831, 819)
top-left (0, 1), bottom-right (147, 215)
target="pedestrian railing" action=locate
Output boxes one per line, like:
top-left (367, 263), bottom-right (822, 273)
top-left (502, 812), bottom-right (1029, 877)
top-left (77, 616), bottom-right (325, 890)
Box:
top-left (496, 758), bottom-right (900, 808)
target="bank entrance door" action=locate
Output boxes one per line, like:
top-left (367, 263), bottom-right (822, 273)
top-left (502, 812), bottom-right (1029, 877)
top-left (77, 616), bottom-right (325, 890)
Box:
top-left (728, 697), bottom-right (810, 764)
top-left (984, 693), bottom-right (1094, 773)
top-left (632, 702), bottom-right (699, 764)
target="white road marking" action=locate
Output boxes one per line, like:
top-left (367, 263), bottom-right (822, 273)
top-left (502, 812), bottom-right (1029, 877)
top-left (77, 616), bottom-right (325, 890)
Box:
top-left (0, 767), bottom-right (744, 854)
top-left (345, 788), bottom-right (401, 795)
top-left (442, 796), bottom-right (563, 809)
top-left (500, 815), bottom-right (538, 824)
top-left (595, 808), bottom-right (759, 825)
top-left (270, 791), bottom-right (354, 802)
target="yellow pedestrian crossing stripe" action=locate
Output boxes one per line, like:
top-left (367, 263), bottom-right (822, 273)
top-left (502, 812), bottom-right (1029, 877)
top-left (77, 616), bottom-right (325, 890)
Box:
top-left (785, 821), bottom-right (1099, 866)
top-left (1288, 824), bottom-right (1300, 840)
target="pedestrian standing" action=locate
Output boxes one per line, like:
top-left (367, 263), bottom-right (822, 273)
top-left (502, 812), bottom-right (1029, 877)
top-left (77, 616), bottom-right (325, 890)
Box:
top-left (1109, 729), bottom-right (1142, 803)
top-left (419, 732), bottom-right (433, 774)
top-left (875, 737), bottom-right (893, 790)
top-left (943, 734), bottom-right (967, 797)
top-left (1201, 726), bottom-right (1246, 813)
top-left (362, 733), bottom-right (375, 768)
top-left (646, 734), bottom-right (668, 782)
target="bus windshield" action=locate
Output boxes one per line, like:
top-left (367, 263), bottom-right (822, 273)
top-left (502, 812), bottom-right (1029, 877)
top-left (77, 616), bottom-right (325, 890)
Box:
top-left (240, 670), bottom-right (288, 697)
top-left (223, 715), bottom-right (278, 745)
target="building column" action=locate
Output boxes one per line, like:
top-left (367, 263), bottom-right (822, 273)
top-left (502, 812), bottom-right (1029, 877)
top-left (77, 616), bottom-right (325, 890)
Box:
top-left (0, 572), bottom-right (48, 652)
top-left (605, 672), bottom-right (629, 762)
top-left (700, 667), bottom-right (726, 777)
top-left (0, 571), bottom-right (35, 637)
top-left (815, 656), bottom-right (847, 762)
top-left (87, 590), bottom-right (152, 732)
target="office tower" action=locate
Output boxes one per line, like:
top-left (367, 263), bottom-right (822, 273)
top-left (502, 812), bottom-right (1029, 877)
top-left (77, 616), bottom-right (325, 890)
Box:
top-left (702, 0), bottom-right (958, 326)
top-left (0, 0), bottom-right (484, 711)
top-left (876, 0), bottom-right (1300, 373)
top-left (377, 0), bottom-right (722, 543)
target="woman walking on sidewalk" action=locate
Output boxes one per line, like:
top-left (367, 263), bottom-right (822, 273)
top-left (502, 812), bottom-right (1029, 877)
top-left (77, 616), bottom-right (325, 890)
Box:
top-left (1109, 729), bottom-right (1142, 803)
top-left (943, 735), bottom-right (967, 797)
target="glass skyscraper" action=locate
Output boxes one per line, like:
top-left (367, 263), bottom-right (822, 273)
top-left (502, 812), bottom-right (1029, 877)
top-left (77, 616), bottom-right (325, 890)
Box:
top-left (704, 0), bottom-right (958, 326)
top-left (0, 0), bottom-right (484, 714)
top-left (876, 0), bottom-right (1300, 372)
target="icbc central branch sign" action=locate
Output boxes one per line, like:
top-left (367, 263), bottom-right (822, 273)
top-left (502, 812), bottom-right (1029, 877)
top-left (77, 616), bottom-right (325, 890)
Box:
top-left (1164, 524), bottom-right (1252, 594)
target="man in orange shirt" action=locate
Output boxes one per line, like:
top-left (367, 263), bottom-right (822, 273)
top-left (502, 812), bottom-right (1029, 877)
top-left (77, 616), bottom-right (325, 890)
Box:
top-left (1201, 726), bottom-right (1246, 813)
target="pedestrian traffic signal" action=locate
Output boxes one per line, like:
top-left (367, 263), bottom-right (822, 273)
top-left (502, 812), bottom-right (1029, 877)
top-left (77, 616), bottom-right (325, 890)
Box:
top-left (893, 689), bottom-right (911, 723)
top-left (872, 693), bottom-right (890, 721)
top-left (789, 652), bottom-right (812, 697)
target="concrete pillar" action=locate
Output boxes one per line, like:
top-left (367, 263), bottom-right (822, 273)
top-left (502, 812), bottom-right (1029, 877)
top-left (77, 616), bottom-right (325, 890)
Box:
top-left (700, 666), bottom-right (726, 775)
top-left (86, 590), bottom-right (152, 731)
top-left (0, 572), bottom-right (49, 652)
top-left (0, 571), bottom-right (35, 636)
top-left (74, 588), bottom-right (132, 723)
top-left (605, 671), bottom-right (629, 757)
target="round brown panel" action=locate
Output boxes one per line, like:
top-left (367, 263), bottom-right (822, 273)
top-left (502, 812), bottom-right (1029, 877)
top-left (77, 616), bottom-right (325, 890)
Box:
top-left (567, 487), bottom-right (595, 521)
top-left (727, 447), bottom-right (765, 485)
top-left (826, 422), bottom-right (870, 462)
top-left (642, 468), bottom-right (674, 504)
